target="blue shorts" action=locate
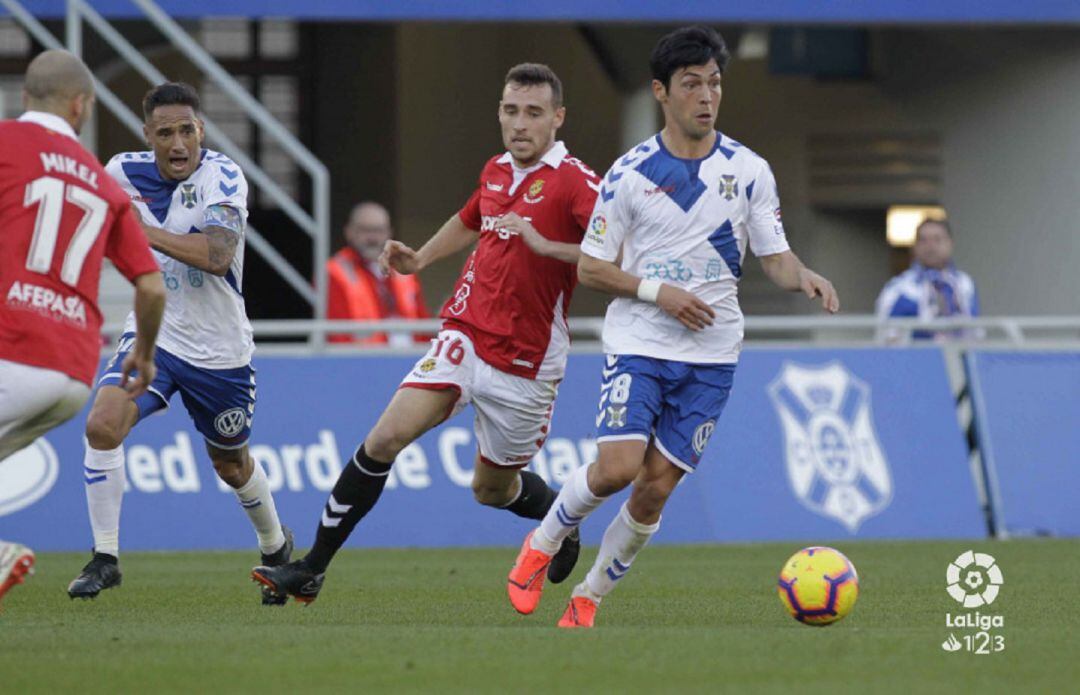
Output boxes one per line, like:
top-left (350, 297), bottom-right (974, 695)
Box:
top-left (99, 333), bottom-right (256, 449)
top-left (594, 354), bottom-right (735, 472)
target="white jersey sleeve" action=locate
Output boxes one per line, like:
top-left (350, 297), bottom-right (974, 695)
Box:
top-left (581, 164), bottom-right (634, 262)
top-left (198, 153), bottom-right (249, 229)
top-left (746, 160), bottom-right (790, 257)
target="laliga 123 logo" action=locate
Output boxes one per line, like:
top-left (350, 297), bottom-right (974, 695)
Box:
top-left (0, 438), bottom-right (60, 517)
top-left (768, 362), bottom-right (892, 532)
top-left (942, 550), bottom-right (1006, 654)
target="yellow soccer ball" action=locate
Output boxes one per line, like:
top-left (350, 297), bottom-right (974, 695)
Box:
top-left (777, 546), bottom-right (859, 626)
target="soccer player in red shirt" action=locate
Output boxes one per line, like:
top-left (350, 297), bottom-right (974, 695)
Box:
top-left (0, 50), bottom-right (165, 607)
top-left (254, 63), bottom-right (600, 603)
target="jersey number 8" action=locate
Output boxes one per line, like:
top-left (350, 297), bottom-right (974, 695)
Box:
top-left (610, 373), bottom-right (632, 404)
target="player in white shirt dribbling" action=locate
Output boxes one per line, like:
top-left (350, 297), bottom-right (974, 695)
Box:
top-left (67, 83), bottom-right (292, 604)
top-left (508, 25), bottom-right (840, 628)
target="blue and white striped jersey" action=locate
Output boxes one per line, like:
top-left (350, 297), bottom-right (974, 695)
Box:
top-left (875, 263), bottom-right (978, 321)
top-left (875, 263), bottom-right (979, 341)
top-left (106, 149), bottom-right (253, 368)
top-left (582, 132), bottom-right (789, 364)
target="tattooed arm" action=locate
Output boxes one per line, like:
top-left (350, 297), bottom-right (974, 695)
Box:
top-left (138, 204), bottom-right (242, 277)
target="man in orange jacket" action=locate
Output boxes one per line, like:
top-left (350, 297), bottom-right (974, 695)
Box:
top-left (326, 201), bottom-right (430, 345)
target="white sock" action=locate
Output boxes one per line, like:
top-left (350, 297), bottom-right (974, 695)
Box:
top-left (582, 501), bottom-right (660, 600)
top-left (84, 445), bottom-right (125, 558)
top-left (534, 463), bottom-right (606, 554)
top-left (233, 461), bottom-right (285, 555)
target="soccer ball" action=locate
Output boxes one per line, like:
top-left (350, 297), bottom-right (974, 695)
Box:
top-left (777, 546), bottom-right (859, 626)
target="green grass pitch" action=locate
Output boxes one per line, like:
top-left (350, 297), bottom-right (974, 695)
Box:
top-left (2, 539), bottom-right (1076, 693)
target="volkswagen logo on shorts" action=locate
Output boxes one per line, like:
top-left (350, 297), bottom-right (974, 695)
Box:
top-left (0, 438), bottom-right (60, 517)
top-left (692, 420), bottom-right (716, 456)
top-left (214, 407), bottom-right (247, 438)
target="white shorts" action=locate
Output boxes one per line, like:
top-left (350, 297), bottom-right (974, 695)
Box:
top-left (401, 329), bottom-right (559, 468)
top-left (0, 359), bottom-right (90, 461)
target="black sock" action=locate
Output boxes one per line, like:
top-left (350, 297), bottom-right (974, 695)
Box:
top-left (304, 444), bottom-right (392, 573)
top-left (503, 470), bottom-right (556, 520)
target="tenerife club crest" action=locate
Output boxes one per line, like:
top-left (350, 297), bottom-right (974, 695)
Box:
top-left (180, 182), bottom-right (198, 209)
top-left (768, 362), bottom-right (892, 532)
top-left (719, 174), bottom-right (738, 201)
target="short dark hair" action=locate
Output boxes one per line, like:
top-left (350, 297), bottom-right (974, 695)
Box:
top-left (504, 63), bottom-right (563, 108)
top-left (650, 26), bottom-right (731, 89)
top-left (142, 81), bottom-right (200, 120)
top-left (917, 217), bottom-right (952, 238)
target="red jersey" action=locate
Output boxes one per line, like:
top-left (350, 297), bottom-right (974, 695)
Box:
top-left (0, 112), bottom-right (159, 386)
top-left (446, 141), bottom-right (600, 380)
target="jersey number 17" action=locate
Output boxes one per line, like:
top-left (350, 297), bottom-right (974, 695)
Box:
top-left (23, 175), bottom-right (108, 287)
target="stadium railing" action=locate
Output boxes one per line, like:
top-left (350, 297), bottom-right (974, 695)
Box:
top-left (98, 315), bottom-right (1076, 353)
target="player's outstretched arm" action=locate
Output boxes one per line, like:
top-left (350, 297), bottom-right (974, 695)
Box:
top-left (497, 213), bottom-right (580, 264)
top-left (579, 255), bottom-right (715, 331)
top-left (121, 271), bottom-right (166, 397)
top-left (759, 250), bottom-right (840, 313)
top-left (382, 214), bottom-right (479, 275)
top-left (138, 205), bottom-right (241, 276)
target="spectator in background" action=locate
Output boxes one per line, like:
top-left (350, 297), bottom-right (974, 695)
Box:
top-left (327, 202), bottom-right (430, 345)
top-left (875, 218), bottom-right (979, 341)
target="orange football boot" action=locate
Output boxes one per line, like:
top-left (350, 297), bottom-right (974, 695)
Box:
top-left (557, 595), bottom-right (598, 628)
top-left (507, 530), bottom-right (552, 614)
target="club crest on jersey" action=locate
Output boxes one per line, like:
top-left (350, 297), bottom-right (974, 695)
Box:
top-left (180, 183), bottom-right (198, 209)
top-left (419, 358), bottom-right (437, 373)
top-left (606, 405), bottom-right (627, 429)
top-left (524, 179), bottom-right (545, 204)
top-left (719, 175), bottom-right (739, 201)
top-left (187, 267), bottom-right (204, 288)
top-left (768, 362), bottom-right (893, 533)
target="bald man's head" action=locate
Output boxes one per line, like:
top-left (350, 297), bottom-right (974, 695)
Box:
top-left (23, 50), bottom-right (95, 134)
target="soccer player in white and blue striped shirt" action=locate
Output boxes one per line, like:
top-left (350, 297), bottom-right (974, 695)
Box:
top-left (508, 25), bottom-right (839, 628)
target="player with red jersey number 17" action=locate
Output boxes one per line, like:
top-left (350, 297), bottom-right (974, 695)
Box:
top-left (253, 63), bottom-right (601, 604)
top-left (0, 50), bottom-right (165, 608)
